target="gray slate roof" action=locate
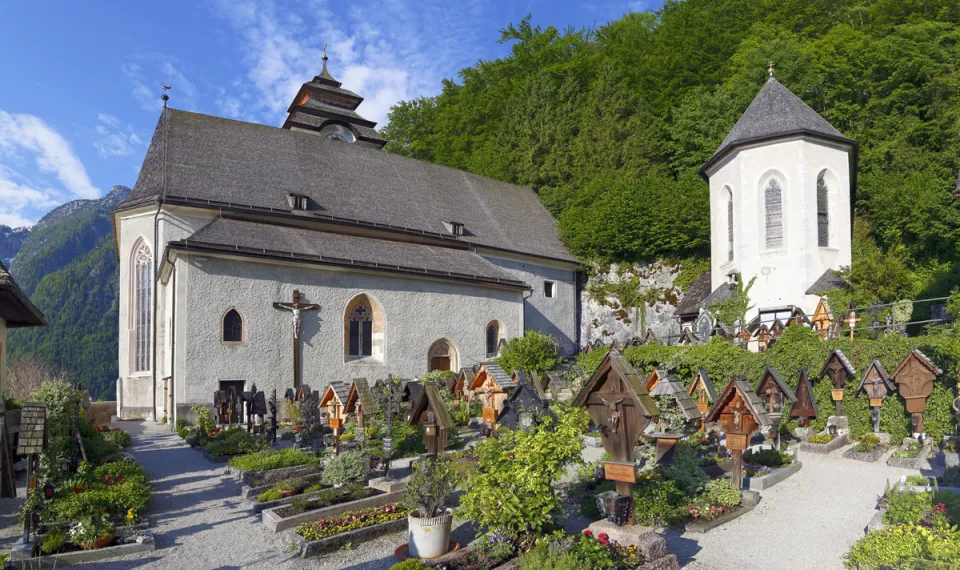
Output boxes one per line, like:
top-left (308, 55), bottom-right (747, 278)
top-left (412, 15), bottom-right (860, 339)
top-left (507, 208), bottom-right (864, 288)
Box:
top-left (820, 349), bottom-right (856, 378)
top-left (120, 108), bottom-right (577, 264)
top-left (856, 360), bottom-right (895, 394)
top-left (649, 378), bottom-right (701, 422)
top-left (0, 261), bottom-right (46, 328)
top-left (806, 269), bottom-right (848, 295)
top-left (170, 218), bottom-right (527, 290)
top-left (484, 362), bottom-right (516, 390)
top-left (701, 283), bottom-right (735, 308)
top-left (704, 78), bottom-right (855, 170)
top-left (675, 272), bottom-right (712, 316)
top-left (692, 369), bottom-right (718, 402)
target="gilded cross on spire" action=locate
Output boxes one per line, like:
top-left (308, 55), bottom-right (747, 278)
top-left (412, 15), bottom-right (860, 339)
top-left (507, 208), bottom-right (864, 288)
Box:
top-left (323, 43), bottom-right (328, 62)
top-left (768, 61), bottom-right (775, 79)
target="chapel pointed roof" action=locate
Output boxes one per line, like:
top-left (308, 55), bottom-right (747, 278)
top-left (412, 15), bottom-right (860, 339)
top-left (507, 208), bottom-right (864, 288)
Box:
top-left (700, 77), bottom-right (856, 178)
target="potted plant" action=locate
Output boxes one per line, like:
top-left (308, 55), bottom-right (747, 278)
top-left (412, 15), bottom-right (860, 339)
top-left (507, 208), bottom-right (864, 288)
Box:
top-left (70, 513), bottom-right (116, 549)
top-left (403, 454), bottom-right (467, 559)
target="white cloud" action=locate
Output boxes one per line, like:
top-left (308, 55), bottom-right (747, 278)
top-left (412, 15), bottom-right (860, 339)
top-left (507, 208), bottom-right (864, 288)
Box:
top-left (123, 57), bottom-right (197, 112)
top-left (93, 113), bottom-right (145, 158)
top-left (209, 0), bottom-right (490, 127)
top-left (0, 111), bottom-right (99, 200)
top-left (0, 174), bottom-right (59, 227)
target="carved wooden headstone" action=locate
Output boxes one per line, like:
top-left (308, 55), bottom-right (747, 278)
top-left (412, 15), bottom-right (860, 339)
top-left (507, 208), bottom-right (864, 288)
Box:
top-left (688, 368), bottom-right (718, 430)
top-left (572, 350), bottom-right (659, 525)
top-left (704, 379), bottom-right (772, 490)
top-left (857, 360), bottom-right (894, 433)
top-left (408, 382), bottom-right (453, 456)
top-left (812, 298), bottom-right (832, 338)
top-left (498, 373), bottom-right (554, 431)
top-left (892, 350), bottom-right (942, 434)
top-left (790, 369), bottom-right (819, 427)
top-left (821, 349), bottom-right (856, 416)
top-left (756, 366), bottom-right (797, 417)
top-left (468, 362), bottom-right (516, 428)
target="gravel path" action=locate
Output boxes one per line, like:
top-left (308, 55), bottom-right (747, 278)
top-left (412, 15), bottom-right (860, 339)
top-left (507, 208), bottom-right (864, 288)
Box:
top-left (663, 445), bottom-right (919, 570)
top-left (86, 420), bottom-right (447, 570)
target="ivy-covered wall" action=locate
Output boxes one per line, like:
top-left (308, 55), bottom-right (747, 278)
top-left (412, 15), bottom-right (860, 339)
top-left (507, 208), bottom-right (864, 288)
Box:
top-left (578, 326), bottom-right (960, 443)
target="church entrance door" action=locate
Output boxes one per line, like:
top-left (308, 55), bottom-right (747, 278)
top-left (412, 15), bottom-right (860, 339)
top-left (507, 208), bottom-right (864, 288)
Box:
top-left (427, 339), bottom-right (458, 373)
top-left (430, 357), bottom-right (451, 372)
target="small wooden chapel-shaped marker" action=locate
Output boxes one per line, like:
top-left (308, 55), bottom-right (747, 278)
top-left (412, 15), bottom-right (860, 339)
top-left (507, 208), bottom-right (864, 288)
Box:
top-left (821, 349), bottom-right (856, 416)
top-left (688, 368), bottom-right (718, 428)
top-left (469, 362), bottom-right (516, 426)
top-left (572, 350), bottom-right (659, 525)
top-left (649, 375), bottom-right (701, 429)
top-left (408, 383), bottom-right (454, 456)
top-left (812, 298), bottom-right (833, 338)
top-left (345, 378), bottom-right (380, 444)
top-left (704, 378), bottom-right (772, 490)
top-left (857, 360), bottom-right (895, 433)
top-left (756, 366), bottom-right (797, 417)
top-left (789, 369), bottom-right (819, 428)
top-left (319, 381), bottom-right (350, 435)
top-left (892, 350), bottom-right (942, 434)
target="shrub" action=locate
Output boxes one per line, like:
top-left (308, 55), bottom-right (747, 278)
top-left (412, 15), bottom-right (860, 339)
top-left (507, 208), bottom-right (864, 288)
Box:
top-left (853, 434), bottom-right (883, 453)
top-left (701, 478), bottom-right (742, 508)
top-left (906, 474), bottom-right (930, 486)
top-left (192, 406), bottom-right (216, 434)
top-left (258, 488), bottom-right (282, 503)
top-left (204, 429), bottom-right (267, 457)
top-left (177, 427), bottom-right (189, 439)
top-left (633, 471), bottom-right (685, 526)
top-left (40, 527), bottom-right (66, 554)
top-left (103, 429), bottom-right (132, 448)
top-left (893, 441), bottom-right (921, 458)
top-left (175, 418), bottom-right (186, 431)
top-left (883, 487), bottom-right (933, 525)
top-left (390, 560), bottom-right (431, 570)
top-left (845, 524), bottom-right (960, 569)
top-left (662, 443), bottom-right (708, 496)
top-left (808, 433), bottom-right (835, 444)
top-left (941, 466), bottom-right (960, 487)
top-left (459, 404), bottom-right (588, 535)
top-left (321, 449), bottom-right (369, 487)
top-left (743, 448), bottom-right (792, 468)
top-left (228, 449), bottom-right (318, 472)
top-left (497, 330), bottom-right (561, 375)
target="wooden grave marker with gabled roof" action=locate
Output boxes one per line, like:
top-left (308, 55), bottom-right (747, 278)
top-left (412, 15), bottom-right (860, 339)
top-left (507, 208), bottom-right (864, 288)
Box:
top-left (408, 382), bottom-right (454, 456)
top-left (705, 378), bottom-right (773, 490)
top-left (755, 324), bottom-right (772, 352)
top-left (790, 369), bottom-right (819, 427)
top-left (649, 375), bottom-right (702, 429)
top-left (572, 350), bottom-right (660, 524)
top-left (821, 349), bottom-right (856, 416)
top-left (345, 378), bottom-right (380, 442)
top-left (756, 366), bottom-right (797, 417)
top-left (401, 379), bottom-right (423, 406)
top-left (469, 362), bottom-right (516, 425)
top-left (892, 350), bottom-right (942, 434)
top-left (812, 298), bottom-right (833, 338)
top-left (857, 360), bottom-right (895, 433)
top-left (688, 368), bottom-right (718, 428)
top-left (319, 381), bottom-right (349, 433)
top-left (645, 368), bottom-right (664, 393)
top-left (453, 366), bottom-right (476, 401)
top-left (788, 307), bottom-right (811, 328)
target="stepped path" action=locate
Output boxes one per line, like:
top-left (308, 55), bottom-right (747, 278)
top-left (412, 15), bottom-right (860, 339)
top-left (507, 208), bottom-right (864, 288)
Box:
top-left (93, 420), bottom-right (418, 570)
top-left (661, 445), bottom-right (919, 570)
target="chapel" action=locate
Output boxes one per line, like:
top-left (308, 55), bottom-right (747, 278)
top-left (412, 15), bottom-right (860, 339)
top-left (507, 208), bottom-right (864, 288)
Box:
top-left (112, 54), bottom-right (580, 423)
top-left (682, 67), bottom-right (856, 336)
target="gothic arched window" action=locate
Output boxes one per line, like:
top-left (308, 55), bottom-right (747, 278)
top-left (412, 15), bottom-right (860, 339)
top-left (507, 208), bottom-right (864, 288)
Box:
top-left (764, 179), bottom-right (784, 250)
top-left (486, 321), bottom-right (502, 357)
top-left (725, 187), bottom-right (734, 262)
top-left (223, 309), bottom-right (243, 343)
top-left (817, 171), bottom-right (829, 247)
top-left (133, 241), bottom-right (152, 373)
top-left (344, 294), bottom-right (384, 362)
top-left (349, 304), bottom-right (372, 357)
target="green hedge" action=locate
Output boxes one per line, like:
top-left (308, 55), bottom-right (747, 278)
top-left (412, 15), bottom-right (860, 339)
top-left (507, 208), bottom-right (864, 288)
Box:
top-left (580, 325), bottom-right (960, 442)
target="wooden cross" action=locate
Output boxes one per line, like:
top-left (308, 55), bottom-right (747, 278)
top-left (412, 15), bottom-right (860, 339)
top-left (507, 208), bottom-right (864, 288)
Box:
top-left (274, 290), bottom-right (320, 390)
top-left (847, 305), bottom-right (860, 341)
top-left (762, 385), bottom-right (781, 414)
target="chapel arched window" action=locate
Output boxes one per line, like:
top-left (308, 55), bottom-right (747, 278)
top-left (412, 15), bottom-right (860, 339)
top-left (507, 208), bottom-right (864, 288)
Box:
top-left (223, 309), bottom-right (243, 343)
top-left (486, 322), bottom-right (501, 357)
top-left (817, 171), bottom-right (829, 247)
top-left (726, 187), bottom-right (734, 262)
top-left (764, 179), bottom-right (784, 250)
top-left (133, 242), bottom-right (153, 373)
top-left (349, 304), bottom-right (373, 357)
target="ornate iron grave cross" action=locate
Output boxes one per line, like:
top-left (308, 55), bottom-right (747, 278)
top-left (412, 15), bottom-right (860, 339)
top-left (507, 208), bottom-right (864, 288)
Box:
top-left (273, 290), bottom-right (320, 390)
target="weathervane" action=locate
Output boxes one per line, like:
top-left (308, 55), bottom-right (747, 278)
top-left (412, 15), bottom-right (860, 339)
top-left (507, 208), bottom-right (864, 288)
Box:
top-left (161, 83), bottom-right (171, 108)
top-left (768, 61), bottom-right (775, 78)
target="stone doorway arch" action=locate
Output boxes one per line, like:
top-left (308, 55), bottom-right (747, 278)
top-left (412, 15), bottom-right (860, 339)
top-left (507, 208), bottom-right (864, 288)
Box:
top-left (428, 339), bottom-right (459, 373)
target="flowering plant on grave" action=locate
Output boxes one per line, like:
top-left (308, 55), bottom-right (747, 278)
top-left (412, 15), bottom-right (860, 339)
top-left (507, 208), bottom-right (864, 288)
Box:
top-left (295, 503), bottom-right (409, 541)
top-left (684, 503), bottom-right (726, 521)
top-left (69, 512), bottom-right (116, 546)
top-left (275, 477), bottom-right (306, 493)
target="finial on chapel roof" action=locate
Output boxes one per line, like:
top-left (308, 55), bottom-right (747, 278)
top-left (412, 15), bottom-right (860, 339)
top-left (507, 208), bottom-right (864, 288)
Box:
top-left (322, 43), bottom-right (329, 73)
top-left (768, 61), bottom-right (775, 79)
top-left (161, 83), bottom-right (171, 108)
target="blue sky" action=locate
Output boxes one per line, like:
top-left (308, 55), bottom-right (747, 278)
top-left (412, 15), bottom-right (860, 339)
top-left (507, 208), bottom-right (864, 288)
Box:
top-left (0, 0), bottom-right (659, 228)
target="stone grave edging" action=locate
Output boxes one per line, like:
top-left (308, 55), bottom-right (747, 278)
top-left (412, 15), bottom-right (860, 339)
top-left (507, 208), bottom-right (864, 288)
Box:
top-left (282, 517), bottom-right (408, 558)
top-left (261, 489), bottom-right (404, 533)
top-left (743, 460), bottom-right (802, 491)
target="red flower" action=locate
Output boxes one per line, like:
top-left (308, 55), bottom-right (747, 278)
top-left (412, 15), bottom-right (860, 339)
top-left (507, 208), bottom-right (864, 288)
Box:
top-left (599, 538), bottom-right (609, 545)
top-left (598, 532), bottom-right (609, 540)
top-left (583, 530), bottom-right (593, 537)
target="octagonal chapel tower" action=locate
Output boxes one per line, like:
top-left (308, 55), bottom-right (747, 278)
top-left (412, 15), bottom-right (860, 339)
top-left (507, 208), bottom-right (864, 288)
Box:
top-left (699, 75), bottom-right (857, 326)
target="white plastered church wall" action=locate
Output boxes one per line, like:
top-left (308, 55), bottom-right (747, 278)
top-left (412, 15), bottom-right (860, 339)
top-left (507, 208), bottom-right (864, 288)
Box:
top-left (481, 252), bottom-right (579, 356)
top-left (0, 317), bottom-right (7, 397)
top-left (707, 136), bottom-right (851, 322)
top-left (117, 206), bottom-right (216, 419)
top-left (173, 254), bottom-right (522, 410)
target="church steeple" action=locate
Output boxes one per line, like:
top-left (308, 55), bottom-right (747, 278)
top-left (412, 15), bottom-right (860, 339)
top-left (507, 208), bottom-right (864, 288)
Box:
top-left (282, 47), bottom-right (387, 149)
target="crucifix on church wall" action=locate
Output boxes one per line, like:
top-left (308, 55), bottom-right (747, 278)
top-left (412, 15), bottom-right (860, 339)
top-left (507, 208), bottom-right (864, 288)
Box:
top-left (273, 290), bottom-right (320, 390)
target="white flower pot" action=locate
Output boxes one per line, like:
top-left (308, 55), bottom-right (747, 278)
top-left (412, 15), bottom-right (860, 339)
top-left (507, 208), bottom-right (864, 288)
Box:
top-left (407, 509), bottom-right (453, 559)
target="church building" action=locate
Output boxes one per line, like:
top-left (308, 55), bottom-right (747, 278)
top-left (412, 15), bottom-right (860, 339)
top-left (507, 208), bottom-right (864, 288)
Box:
top-left (113, 55), bottom-right (580, 422)
top-left (697, 71), bottom-right (856, 331)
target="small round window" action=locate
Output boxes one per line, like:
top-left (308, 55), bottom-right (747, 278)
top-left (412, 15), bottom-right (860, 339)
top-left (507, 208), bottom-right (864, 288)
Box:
top-left (319, 123), bottom-right (356, 143)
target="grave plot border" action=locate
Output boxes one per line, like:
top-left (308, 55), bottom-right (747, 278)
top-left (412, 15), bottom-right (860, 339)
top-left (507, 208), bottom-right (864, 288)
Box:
top-left (281, 518), bottom-right (407, 558)
top-left (227, 462), bottom-right (322, 486)
top-left (241, 472), bottom-right (326, 501)
top-left (842, 444), bottom-right (889, 463)
top-left (797, 433), bottom-right (849, 454)
top-left (9, 530), bottom-right (156, 569)
top-left (262, 489), bottom-right (403, 533)
top-left (743, 460), bottom-right (802, 491)
top-left (886, 444), bottom-right (932, 469)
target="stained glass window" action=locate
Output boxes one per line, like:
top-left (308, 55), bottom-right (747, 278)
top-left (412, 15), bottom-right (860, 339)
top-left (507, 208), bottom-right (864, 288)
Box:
top-left (134, 243), bottom-right (152, 372)
top-left (764, 179), bottom-right (784, 250)
top-left (349, 304), bottom-right (372, 357)
top-left (726, 189), bottom-right (734, 262)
